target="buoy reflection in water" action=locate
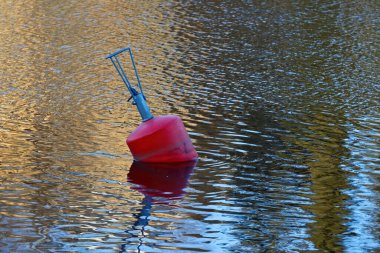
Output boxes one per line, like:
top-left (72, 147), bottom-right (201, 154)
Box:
top-left (123, 161), bottom-right (196, 252)
top-left (127, 160), bottom-right (196, 201)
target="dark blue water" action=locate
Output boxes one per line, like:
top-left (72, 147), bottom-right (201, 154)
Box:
top-left (1, 1), bottom-right (379, 252)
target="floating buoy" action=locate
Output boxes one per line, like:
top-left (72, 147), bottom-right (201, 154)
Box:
top-left (106, 47), bottom-right (198, 163)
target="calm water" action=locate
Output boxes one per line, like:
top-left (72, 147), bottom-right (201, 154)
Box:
top-left (1, 1), bottom-right (379, 252)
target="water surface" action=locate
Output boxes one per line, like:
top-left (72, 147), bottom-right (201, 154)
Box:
top-left (0, 1), bottom-right (379, 252)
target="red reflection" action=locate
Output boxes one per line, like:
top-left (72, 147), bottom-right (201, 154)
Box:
top-left (127, 160), bottom-right (197, 199)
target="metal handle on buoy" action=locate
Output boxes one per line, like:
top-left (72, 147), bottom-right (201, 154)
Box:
top-left (106, 47), bottom-right (153, 122)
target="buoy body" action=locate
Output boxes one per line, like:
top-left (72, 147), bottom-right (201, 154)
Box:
top-left (127, 115), bottom-right (198, 163)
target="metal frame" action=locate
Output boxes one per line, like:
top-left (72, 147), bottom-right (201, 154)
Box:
top-left (106, 47), bottom-right (153, 122)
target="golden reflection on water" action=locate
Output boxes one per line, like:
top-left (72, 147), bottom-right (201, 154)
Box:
top-left (0, 0), bottom-right (181, 171)
top-left (0, 0), bottom-right (182, 227)
top-left (282, 109), bottom-right (351, 252)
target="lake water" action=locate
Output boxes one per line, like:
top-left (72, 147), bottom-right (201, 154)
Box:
top-left (1, 1), bottom-right (379, 252)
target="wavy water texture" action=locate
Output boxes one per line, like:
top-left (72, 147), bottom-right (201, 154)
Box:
top-left (0, 0), bottom-right (379, 252)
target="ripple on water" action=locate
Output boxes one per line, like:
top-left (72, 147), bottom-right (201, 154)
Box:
top-left (1, 0), bottom-right (379, 252)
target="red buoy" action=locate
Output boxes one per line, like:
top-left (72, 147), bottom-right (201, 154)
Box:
top-left (106, 48), bottom-right (198, 163)
top-left (127, 115), bottom-right (197, 163)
